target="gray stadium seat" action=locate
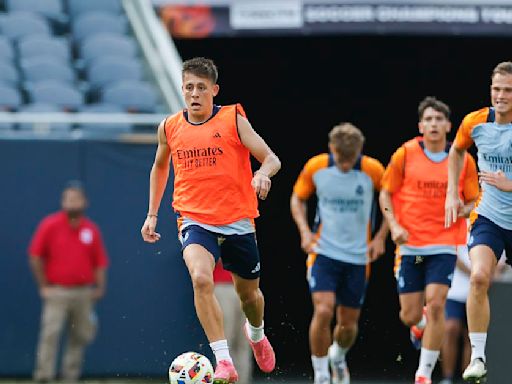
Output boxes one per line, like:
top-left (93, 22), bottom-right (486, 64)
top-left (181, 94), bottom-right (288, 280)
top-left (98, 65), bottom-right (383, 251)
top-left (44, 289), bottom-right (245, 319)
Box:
top-left (68, 0), bottom-right (122, 17)
top-left (0, 84), bottom-right (22, 110)
top-left (18, 103), bottom-right (71, 131)
top-left (0, 12), bottom-right (51, 41)
top-left (87, 56), bottom-right (143, 88)
top-left (6, 0), bottom-right (67, 24)
top-left (28, 80), bottom-right (83, 110)
top-left (0, 36), bottom-right (14, 62)
top-left (72, 12), bottom-right (126, 41)
top-left (0, 61), bottom-right (19, 85)
top-left (18, 36), bottom-right (70, 62)
top-left (102, 80), bottom-right (158, 112)
top-left (78, 103), bottom-right (133, 133)
top-left (21, 57), bottom-right (75, 84)
top-left (80, 33), bottom-right (137, 63)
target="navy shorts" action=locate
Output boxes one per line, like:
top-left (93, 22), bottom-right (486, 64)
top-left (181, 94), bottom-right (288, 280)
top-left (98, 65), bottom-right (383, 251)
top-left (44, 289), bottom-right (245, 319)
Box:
top-left (180, 225), bottom-right (261, 280)
top-left (468, 215), bottom-right (512, 264)
top-left (445, 299), bottom-right (466, 322)
top-left (308, 254), bottom-right (367, 308)
top-left (395, 254), bottom-right (456, 294)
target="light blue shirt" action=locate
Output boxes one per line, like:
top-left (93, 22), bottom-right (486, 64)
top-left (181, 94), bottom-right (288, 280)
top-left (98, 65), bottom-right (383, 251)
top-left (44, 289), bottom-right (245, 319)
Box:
top-left (472, 116), bottom-right (512, 229)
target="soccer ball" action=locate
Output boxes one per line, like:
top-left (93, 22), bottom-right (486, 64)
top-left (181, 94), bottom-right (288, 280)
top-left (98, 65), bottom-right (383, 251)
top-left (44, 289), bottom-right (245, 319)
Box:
top-left (169, 351), bottom-right (214, 384)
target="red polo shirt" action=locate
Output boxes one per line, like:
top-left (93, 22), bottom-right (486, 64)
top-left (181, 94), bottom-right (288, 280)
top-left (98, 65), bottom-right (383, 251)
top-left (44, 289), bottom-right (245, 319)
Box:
top-left (213, 260), bottom-right (232, 284)
top-left (28, 211), bottom-right (109, 286)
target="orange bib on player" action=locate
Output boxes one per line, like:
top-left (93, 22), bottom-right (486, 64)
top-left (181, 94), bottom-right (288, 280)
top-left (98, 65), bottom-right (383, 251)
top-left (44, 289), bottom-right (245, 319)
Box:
top-left (165, 104), bottom-right (258, 225)
top-left (392, 137), bottom-right (468, 246)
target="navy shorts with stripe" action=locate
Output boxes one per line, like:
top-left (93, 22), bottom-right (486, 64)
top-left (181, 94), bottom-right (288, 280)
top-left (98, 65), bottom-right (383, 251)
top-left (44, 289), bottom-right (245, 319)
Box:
top-left (468, 215), bottom-right (512, 264)
top-left (308, 254), bottom-right (367, 308)
top-left (180, 225), bottom-right (260, 280)
top-left (445, 299), bottom-right (466, 322)
top-left (396, 254), bottom-right (456, 294)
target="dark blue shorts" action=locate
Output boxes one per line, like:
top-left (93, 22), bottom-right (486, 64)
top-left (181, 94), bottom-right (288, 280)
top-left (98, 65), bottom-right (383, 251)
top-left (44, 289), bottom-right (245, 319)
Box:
top-left (308, 254), bottom-right (367, 308)
top-left (395, 254), bottom-right (456, 294)
top-left (445, 299), bottom-right (466, 322)
top-left (468, 215), bottom-right (512, 264)
top-left (180, 225), bottom-right (260, 280)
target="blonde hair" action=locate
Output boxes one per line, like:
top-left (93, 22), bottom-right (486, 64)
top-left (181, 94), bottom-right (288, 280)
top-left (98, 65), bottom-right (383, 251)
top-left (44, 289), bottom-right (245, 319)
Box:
top-left (492, 61), bottom-right (512, 79)
top-left (328, 123), bottom-right (365, 160)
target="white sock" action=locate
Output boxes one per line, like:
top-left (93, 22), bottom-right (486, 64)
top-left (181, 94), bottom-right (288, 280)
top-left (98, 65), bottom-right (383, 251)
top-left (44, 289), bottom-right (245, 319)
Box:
top-left (311, 355), bottom-right (329, 379)
top-left (209, 339), bottom-right (232, 364)
top-left (416, 348), bottom-right (439, 379)
top-left (330, 341), bottom-right (348, 361)
top-left (469, 332), bottom-right (487, 362)
top-left (245, 319), bottom-right (264, 342)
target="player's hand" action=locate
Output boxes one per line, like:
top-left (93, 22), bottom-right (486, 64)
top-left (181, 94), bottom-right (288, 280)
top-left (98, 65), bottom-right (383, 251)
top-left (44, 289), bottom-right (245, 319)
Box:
top-left (479, 170), bottom-right (512, 192)
top-left (39, 286), bottom-right (53, 299)
top-left (445, 193), bottom-right (463, 228)
top-left (367, 236), bottom-right (386, 262)
top-left (141, 216), bottom-right (161, 243)
top-left (92, 287), bottom-right (105, 301)
top-left (300, 229), bottom-right (315, 253)
top-left (390, 223), bottom-right (408, 245)
top-left (252, 171), bottom-right (271, 200)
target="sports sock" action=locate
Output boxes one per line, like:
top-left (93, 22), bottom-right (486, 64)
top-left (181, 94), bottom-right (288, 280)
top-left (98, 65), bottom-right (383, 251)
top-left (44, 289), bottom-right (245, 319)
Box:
top-left (311, 355), bottom-right (329, 379)
top-left (469, 332), bottom-right (487, 362)
top-left (330, 341), bottom-right (349, 361)
top-left (416, 348), bottom-right (439, 379)
top-left (245, 319), bottom-right (264, 342)
top-left (209, 339), bottom-right (232, 364)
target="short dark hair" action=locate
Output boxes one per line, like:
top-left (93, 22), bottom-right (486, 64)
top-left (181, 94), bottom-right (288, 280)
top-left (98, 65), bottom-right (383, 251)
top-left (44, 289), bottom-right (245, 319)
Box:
top-left (63, 180), bottom-right (86, 197)
top-left (418, 96), bottom-right (450, 120)
top-left (182, 57), bottom-right (218, 84)
top-left (328, 123), bottom-right (365, 160)
top-left (492, 61), bottom-right (512, 79)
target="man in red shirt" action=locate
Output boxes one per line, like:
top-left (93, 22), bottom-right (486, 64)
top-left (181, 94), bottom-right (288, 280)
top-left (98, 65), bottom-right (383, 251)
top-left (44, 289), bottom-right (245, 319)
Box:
top-left (29, 181), bottom-right (109, 383)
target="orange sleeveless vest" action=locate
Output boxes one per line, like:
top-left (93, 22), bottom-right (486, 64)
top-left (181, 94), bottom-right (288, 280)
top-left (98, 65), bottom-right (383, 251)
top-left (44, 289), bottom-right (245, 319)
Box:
top-left (165, 104), bottom-right (258, 225)
top-left (392, 137), bottom-right (468, 246)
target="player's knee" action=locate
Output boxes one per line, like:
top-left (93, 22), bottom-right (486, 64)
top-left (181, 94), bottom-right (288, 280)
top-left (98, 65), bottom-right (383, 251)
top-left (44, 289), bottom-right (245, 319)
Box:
top-left (313, 303), bottom-right (334, 322)
top-left (239, 288), bottom-right (262, 307)
top-left (470, 269), bottom-right (491, 292)
top-left (444, 320), bottom-right (460, 338)
top-left (190, 271), bottom-right (214, 293)
top-left (426, 299), bottom-right (444, 321)
top-left (400, 308), bottom-right (422, 326)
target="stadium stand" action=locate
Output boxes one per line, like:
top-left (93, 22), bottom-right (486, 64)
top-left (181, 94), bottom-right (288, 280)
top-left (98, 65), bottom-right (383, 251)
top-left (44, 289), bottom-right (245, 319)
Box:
top-left (0, 0), bottom-right (167, 133)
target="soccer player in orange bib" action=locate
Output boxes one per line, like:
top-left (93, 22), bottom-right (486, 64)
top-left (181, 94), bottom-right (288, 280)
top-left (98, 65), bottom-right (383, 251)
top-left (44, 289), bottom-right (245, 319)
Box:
top-left (380, 97), bottom-right (479, 384)
top-left (291, 123), bottom-right (388, 384)
top-left (445, 62), bottom-right (512, 383)
top-left (140, 57), bottom-right (281, 384)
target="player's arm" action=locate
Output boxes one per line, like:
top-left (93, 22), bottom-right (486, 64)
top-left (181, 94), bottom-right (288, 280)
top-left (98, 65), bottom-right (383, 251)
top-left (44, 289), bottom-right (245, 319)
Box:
top-left (237, 114), bottom-right (281, 200)
top-left (459, 154), bottom-right (479, 217)
top-left (290, 192), bottom-right (315, 254)
top-left (93, 268), bottom-right (107, 301)
top-left (378, 148), bottom-right (409, 245)
top-left (445, 144), bottom-right (466, 227)
top-left (141, 120), bottom-right (171, 243)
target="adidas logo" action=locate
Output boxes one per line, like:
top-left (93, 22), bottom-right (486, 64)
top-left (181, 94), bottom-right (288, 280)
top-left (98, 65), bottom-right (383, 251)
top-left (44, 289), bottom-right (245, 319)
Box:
top-left (213, 132), bottom-right (221, 138)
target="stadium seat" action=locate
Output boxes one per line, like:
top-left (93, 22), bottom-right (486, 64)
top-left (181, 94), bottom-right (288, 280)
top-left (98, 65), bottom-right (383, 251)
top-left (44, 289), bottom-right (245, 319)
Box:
top-left (18, 35), bottom-right (70, 62)
top-left (67, 0), bottom-right (122, 18)
top-left (18, 103), bottom-right (71, 131)
top-left (102, 80), bottom-right (159, 113)
top-left (0, 36), bottom-right (14, 62)
top-left (0, 61), bottom-right (19, 85)
top-left (72, 12), bottom-right (126, 42)
top-left (78, 103), bottom-right (133, 133)
top-left (87, 56), bottom-right (143, 88)
top-left (28, 80), bottom-right (83, 110)
top-left (80, 33), bottom-right (137, 63)
top-left (0, 11), bottom-right (51, 41)
top-left (6, 0), bottom-right (67, 24)
top-left (0, 84), bottom-right (22, 110)
top-left (20, 57), bottom-right (75, 84)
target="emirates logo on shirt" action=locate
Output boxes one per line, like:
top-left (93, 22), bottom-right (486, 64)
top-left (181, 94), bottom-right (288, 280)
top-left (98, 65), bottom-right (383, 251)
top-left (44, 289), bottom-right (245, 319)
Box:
top-left (80, 228), bottom-right (93, 245)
